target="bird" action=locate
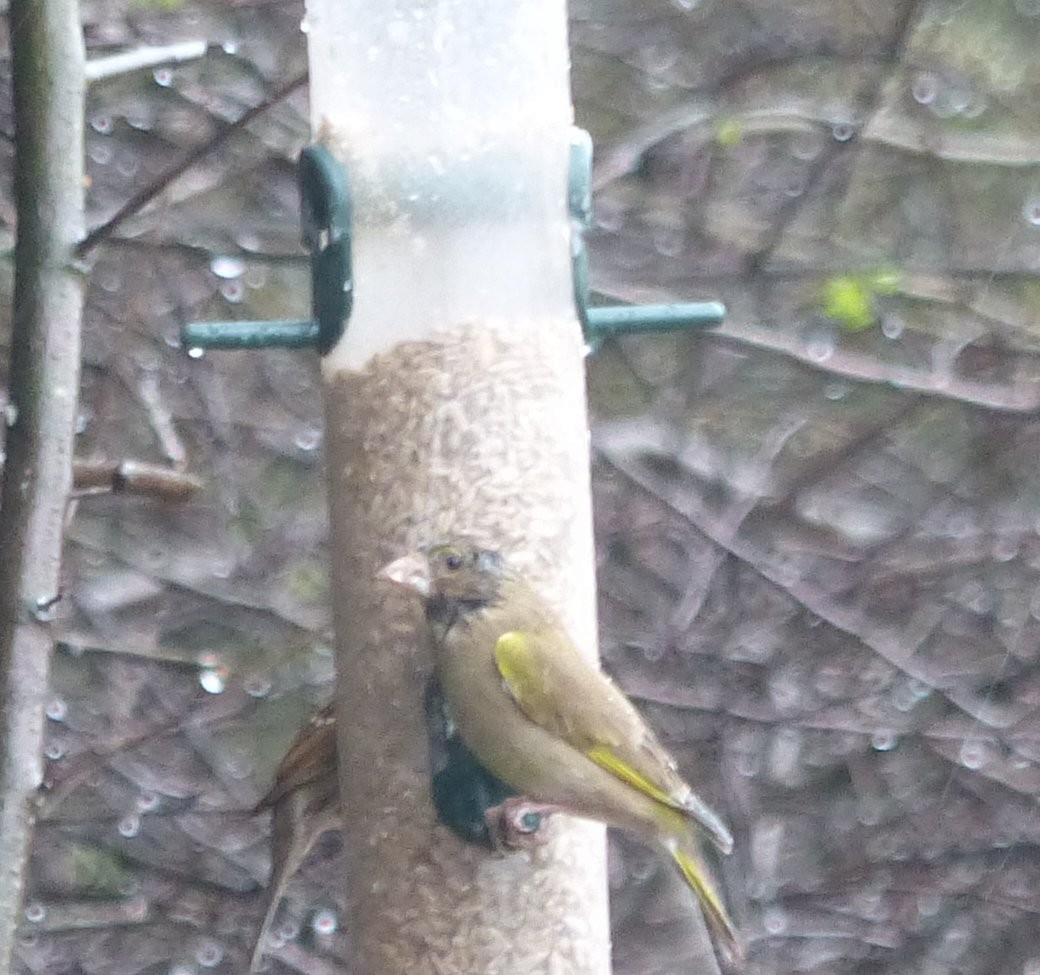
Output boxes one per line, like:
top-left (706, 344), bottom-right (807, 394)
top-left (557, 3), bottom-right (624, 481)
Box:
top-left (249, 684), bottom-right (541, 970)
top-left (250, 703), bottom-right (340, 972)
top-left (379, 537), bottom-right (741, 959)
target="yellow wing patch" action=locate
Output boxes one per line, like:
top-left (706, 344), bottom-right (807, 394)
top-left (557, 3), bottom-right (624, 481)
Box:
top-left (494, 632), bottom-right (732, 853)
top-left (586, 743), bottom-right (678, 808)
top-left (494, 630), bottom-right (557, 727)
top-left (497, 634), bottom-right (684, 811)
top-left (494, 630), bottom-right (533, 690)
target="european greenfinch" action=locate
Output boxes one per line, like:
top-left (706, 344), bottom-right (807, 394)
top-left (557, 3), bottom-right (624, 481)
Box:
top-left (379, 538), bottom-right (741, 958)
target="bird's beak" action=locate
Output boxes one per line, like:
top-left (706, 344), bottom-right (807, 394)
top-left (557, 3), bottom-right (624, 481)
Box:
top-left (377, 552), bottom-right (432, 597)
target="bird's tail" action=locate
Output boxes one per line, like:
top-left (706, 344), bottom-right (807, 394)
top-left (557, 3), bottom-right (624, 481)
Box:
top-left (671, 841), bottom-right (743, 961)
top-left (251, 794), bottom-right (339, 971)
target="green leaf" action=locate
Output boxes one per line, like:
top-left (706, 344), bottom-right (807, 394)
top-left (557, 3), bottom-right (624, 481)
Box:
top-left (820, 271), bottom-right (901, 332)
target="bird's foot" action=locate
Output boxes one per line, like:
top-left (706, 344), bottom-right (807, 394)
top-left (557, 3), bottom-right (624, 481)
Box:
top-left (484, 797), bottom-right (561, 853)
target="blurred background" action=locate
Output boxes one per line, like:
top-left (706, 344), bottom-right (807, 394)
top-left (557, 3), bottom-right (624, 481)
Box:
top-left (6, 0), bottom-right (1040, 972)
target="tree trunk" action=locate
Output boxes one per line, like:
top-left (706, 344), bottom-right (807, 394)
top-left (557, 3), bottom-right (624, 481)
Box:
top-left (0, 1), bottom-right (85, 968)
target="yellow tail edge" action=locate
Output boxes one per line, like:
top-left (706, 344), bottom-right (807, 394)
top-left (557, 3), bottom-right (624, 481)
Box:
top-left (672, 846), bottom-right (744, 962)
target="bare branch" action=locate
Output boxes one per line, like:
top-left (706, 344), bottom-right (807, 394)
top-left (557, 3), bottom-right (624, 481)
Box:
top-left (712, 317), bottom-right (1040, 413)
top-left (85, 40), bottom-right (208, 83)
top-left (594, 443), bottom-right (1029, 735)
top-left (76, 73), bottom-right (307, 257)
top-left (71, 459), bottom-right (204, 502)
top-left (0, 0), bottom-right (86, 966)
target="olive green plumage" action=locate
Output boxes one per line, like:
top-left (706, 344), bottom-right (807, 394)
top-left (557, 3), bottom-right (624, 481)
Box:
top-left (380, 538), bottom-right (741, 958)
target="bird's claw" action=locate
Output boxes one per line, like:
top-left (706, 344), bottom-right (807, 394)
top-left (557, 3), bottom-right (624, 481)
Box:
top-left (484, 797), bottom-right (560, 853)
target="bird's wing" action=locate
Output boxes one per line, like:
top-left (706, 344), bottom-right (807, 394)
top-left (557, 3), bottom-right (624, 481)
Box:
top-left (493, 628), bottom-right (732, 852)
top-left (255, 705), bottom-right (337, 811)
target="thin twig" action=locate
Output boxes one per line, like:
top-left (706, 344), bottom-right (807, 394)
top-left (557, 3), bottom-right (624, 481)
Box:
top-left (669, 413), bottom-right (807, 633)
top-left (594, 444), bottom-right (1028, 736)
top-left (71, 459), bottom-right (204, 501)
top-left (711, 317), bottom-right (1040, 413)
top-left (85, 40), bottom-right (208, 83)
top-left (76, 72), bottom-right (307, 257)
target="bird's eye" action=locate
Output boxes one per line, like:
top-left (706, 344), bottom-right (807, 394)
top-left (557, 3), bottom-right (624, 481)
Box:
top-left (443, 553), bottom-right (463, 571)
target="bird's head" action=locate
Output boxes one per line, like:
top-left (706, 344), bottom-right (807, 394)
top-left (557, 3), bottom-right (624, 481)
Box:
top-left (379, 538), bottom-right (505, 611)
